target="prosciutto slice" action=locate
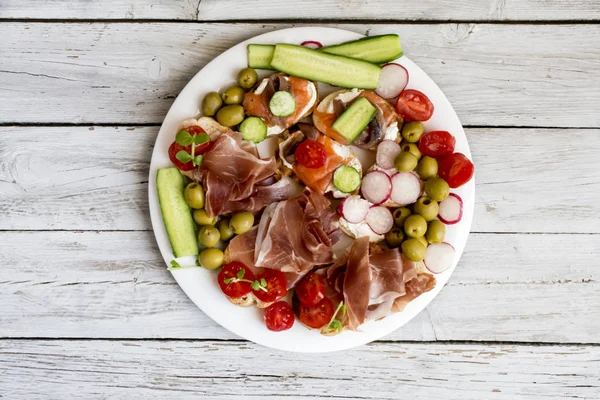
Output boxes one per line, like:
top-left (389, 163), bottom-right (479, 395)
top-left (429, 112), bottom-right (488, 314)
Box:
top-left (226, 189), bottom-right (340, 288)
top-left (329, 237), bottom-right (436, 330)
top-left (202, 131), bottom-right (297, 217)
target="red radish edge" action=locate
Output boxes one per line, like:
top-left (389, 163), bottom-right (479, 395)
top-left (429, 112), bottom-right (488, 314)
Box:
top-left (390, 172), bottom-right (422, 205)
top-left (301, 41), bottom-right (323, 49)
top-left (361, 171), bottom-right (392, 205)
top-left (339, 195), bottom-right (370, 224)
top-left (424, 242), bottom-right (456, 274)
top-left (365, 206), bottom-right (394, 235)
top-left (376, 140), bottom-right (402, 170)
top-left (376, 63), bottom-right (409, 99)
top-left (438, 193), bottom-right (463, 225)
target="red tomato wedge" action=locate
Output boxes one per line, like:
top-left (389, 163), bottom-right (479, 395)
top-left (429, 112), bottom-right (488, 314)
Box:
top-left (168, 125), bottom-right (212, 171)
top-left (264, 301), bottom-right (295, 332)
top-left (294, 295), bottom-right (334, 329)
top-left (217, 262), bottom-right (255, 299)
top-left (438, 152), bottom-right (474, 188)
top-left (395, 89), bottom-right (434, 121)
top-left (295, 272), bottom-right (326, 307)
top-left (419, 130), bottom-right (456, 159)
top-left (293, 135), bottom-right (347, 194)
top-left (253, 268), bottom-right (287, 303)
top-left (295, 140), bottom-right (327, 168)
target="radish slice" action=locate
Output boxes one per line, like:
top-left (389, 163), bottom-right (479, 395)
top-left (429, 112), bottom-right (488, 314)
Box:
top-left (390, 172), bottom-right (422, 205)
top-left (301, 41), bottom-right (323, 49)
top-left (376, 63), bottom-right (409, 99)
top-left (361, 171), bottom-right (392, 205)
top-left (365, 206), bottom-right (394, 235)
top-left (438, 193), bottom-right (463, 225)
top-left (339, 195), bottom-right (370, 224)
top-left (376, 140), bottom-right (402, 170)
top-left (425, 243), bottom-right (456, 274)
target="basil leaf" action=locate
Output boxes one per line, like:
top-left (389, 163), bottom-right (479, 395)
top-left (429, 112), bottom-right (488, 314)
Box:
top-left (176, 150), bottom-right (193, 163)
top-left (193, 155), bottom-right (203, 166)
top-left (192, 133), bottom-right (210, 145)
top-left (175, 130), bottom-right (193, 146)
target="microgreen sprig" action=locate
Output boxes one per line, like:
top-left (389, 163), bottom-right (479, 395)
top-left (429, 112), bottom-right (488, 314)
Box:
top-left (175, 129), bottom-right (210, 167)
top-left (327, 301), bottom-right (346, 333)
top-left (223, 268), bottom-right (254, 285)
top-left (251, 278), bottom-right (268, 293)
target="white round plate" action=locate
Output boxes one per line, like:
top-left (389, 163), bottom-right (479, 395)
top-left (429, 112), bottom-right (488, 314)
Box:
top-left (148, 27), bottom-right (474, 352)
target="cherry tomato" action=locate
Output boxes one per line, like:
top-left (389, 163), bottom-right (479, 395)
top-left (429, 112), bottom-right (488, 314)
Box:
top-left (168, 126), bottom-right (212, 171)
top-left (217, 262), bottom-right (255, 299)
top-left (395, 89), bottom-right (434, 122)
top-left (294, 295), bottom-right (334, 329)
top-left (294, 140), bottom-right (327, 169)
top-left (253, 268), bottom-right (287, 303)
top-left (438, 152), bottom-right (474, 188)
top-left (264, 301), bottom-right (295, 332)
top-left (295, 272), bottom-right (326, 306)
top-left (419, 130), bottom-right (456, 159)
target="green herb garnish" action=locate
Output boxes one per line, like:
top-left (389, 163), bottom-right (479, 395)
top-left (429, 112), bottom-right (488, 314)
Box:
top-left (168, 259), bottom-right (200, 271)
top-left (326, 301), bottom-right (346, 333)
top-left (174, 130), bottom-right (210, 167)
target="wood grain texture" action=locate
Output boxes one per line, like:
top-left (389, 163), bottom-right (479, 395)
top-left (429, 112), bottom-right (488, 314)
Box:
top-left (2, 0), bottom-right (600, 21)
top-left (1, 340), bottom-right (598, 399)
top-left (1, 231), bottom-right (597, 342)
top-left (1, 23), bottom-right (599, 127)
top-left (2, 126), bottom-right (599, 233)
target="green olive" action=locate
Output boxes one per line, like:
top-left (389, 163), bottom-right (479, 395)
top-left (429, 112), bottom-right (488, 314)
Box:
top-left (198, 226), bottom-right (220, 248)
top-left (193, 209), bottom-right (217, 226)
top-left (237, 68), bottom-right (258, 89)
top-left (198, 248), bottom-right (224, 270)
top-left (222, 86), bottom-right (245, 105)
top-left (402, 238), bottom-right (427, 262)
top-left (424, 177), bottom-right (450, 202)
top-left (393, 207), bottom-right (412, 228)
top-left (404, 214), bottom-right (427, 238)
top-left (426, 220), bottom-right (446, 244)
top-left (202, 91), bottom-right (223, 117)
top-left (413, 196), bottom-right (439, 222)
top-left (416, 156), bottom-right (438, 180)
top-left (183, 182), bottom-right (205, 209)
top-left (229, 211), bottom-right (254, 235)
top-left (394, 151), bottom-right (419, 172)
top-left (216, 105), bottom-right (245, 127)
top-left (217, 219), bottom-right (235, 241)
top-left (401, 143), bottom-right (421, 160)
top-left (401, 121), bottom-right (425, 143)
top-left (385, 228), bottom-right (405, 248)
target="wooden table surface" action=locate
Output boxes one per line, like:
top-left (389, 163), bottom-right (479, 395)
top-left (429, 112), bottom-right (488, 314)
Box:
top-left (1, 1), bottom-right (599, 398)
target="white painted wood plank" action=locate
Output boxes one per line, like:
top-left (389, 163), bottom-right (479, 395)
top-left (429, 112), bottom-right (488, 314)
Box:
top-left (1, 23), bottom-right (599, 127)
top-left (2, 0), bottom-right (600, 21)
top-left (1, 231), bottom-right (598, 342)
top-left (0, 0), bottom-right (200, 20)
top-left (1, 340), bottom-right (598, 399)
top-left (2, 126), bottom-right (599, 234)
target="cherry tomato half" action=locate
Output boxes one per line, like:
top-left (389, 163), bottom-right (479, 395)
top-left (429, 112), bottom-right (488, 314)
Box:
top-left (395, 89), bottom-right (434, 122)
top-left (438, 152), bottom-right (474, 188)
top-left (294, 140), bottom-right (327, 169)
top-left (264, 301), bottom-right (295, 332)
top-left (253, 268), bottom-right (287, 303)
top-left (419, 130), bottom-right (456, 159)
top-left (295, 272), bottom-right (326, 307)
top-left (217, 262), bottom-right (255, 299)
top-left (168, 126), bottom-right (212, 171)
top-left (294, 295), bottom-right (334, 329)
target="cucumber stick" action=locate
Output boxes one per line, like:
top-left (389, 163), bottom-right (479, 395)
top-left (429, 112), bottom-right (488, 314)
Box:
top-left (156, 168), bottom-right (198, 258)
top-left (321, 34), bottom-right (403, 63)
top-left (332, 97), bottom-right (377, 143)
top-left (247, 35), bottom-right (402, 70)
top-left (270, 44), bottom-right (380, 89)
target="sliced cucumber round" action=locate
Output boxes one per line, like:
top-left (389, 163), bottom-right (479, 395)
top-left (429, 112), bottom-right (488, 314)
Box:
top-left (269, 91), bottom-right (296, 117)
top-left (333, 165), bottom-right (362, 193)
top-left (239, 116), bottom-right (267, 143)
